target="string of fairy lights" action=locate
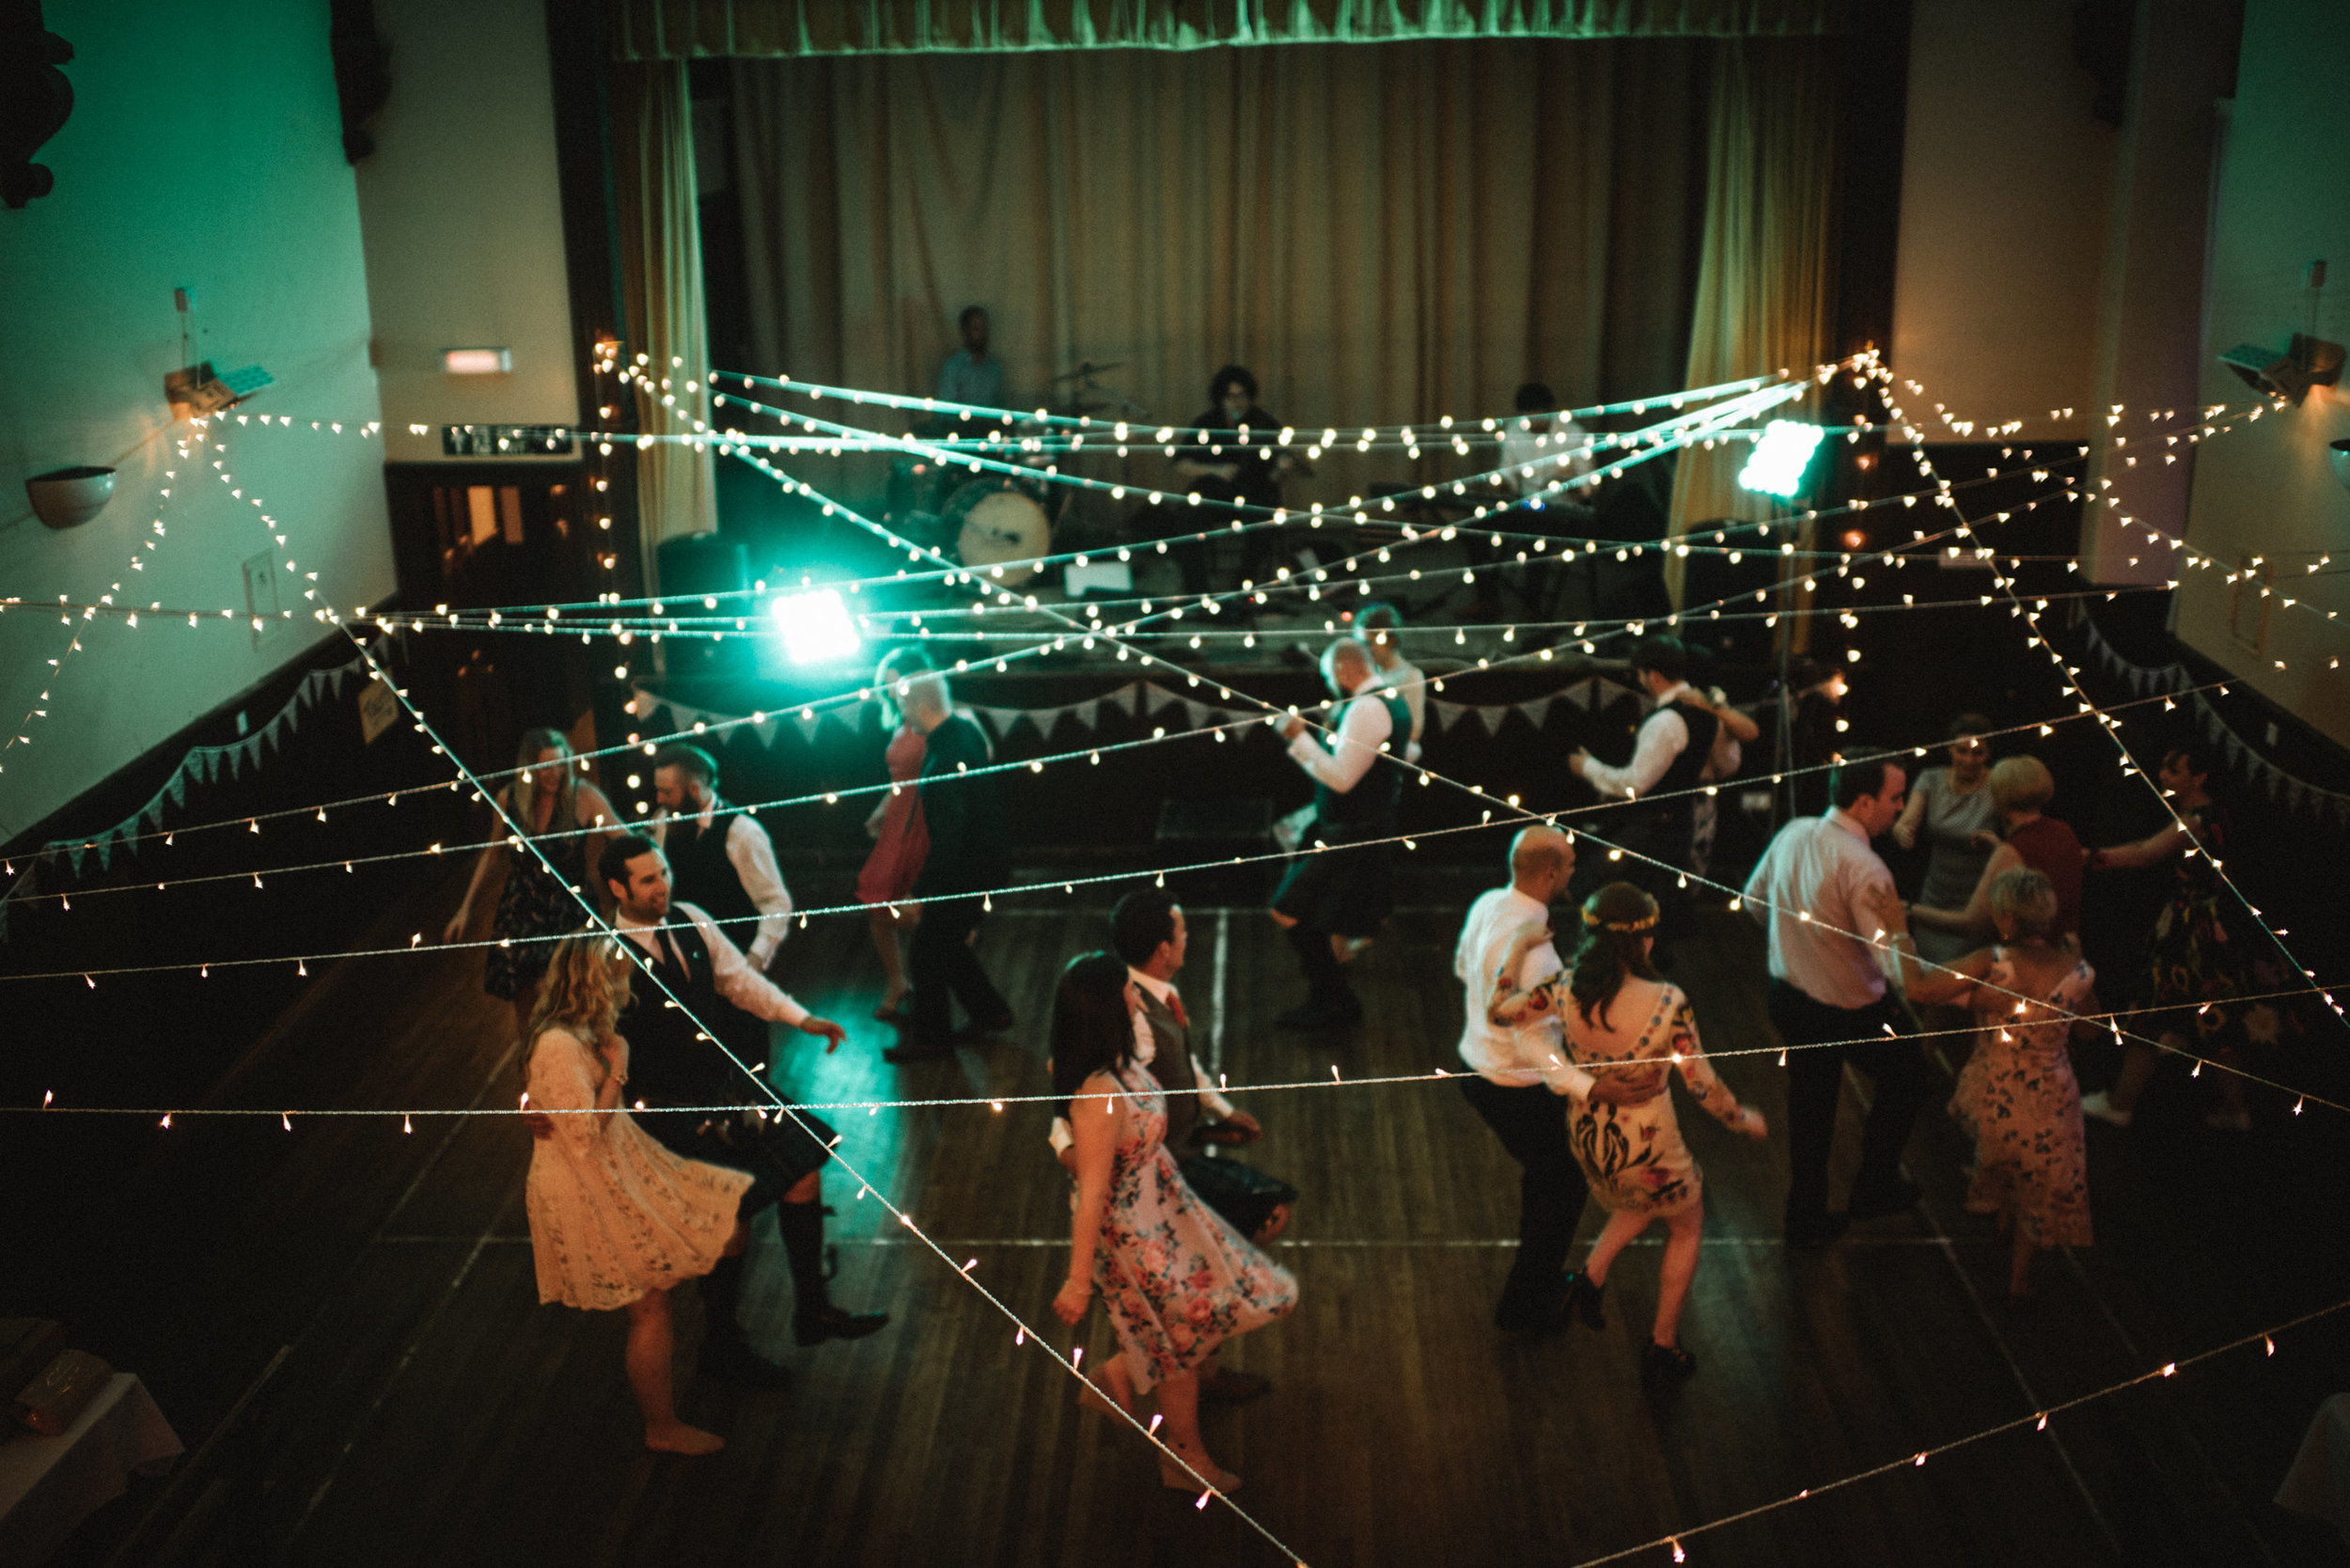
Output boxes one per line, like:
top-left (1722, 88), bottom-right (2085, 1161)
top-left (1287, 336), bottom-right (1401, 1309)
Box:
top-left (10, 352), bottom-right (2342, 1554)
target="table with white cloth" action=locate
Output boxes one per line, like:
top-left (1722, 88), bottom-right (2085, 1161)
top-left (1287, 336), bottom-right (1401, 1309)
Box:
top-left (0, 1374), bottom-right (182, 1567)
top-left (2279, 1391), bottom-right (2350, 1546)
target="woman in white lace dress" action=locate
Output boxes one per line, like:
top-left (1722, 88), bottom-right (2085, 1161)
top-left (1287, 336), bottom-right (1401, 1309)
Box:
top-left (524, 933), bottom-right (752, 1453)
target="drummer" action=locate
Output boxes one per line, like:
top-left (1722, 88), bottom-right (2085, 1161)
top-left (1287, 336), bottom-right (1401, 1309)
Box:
top-left (936, 306), bottom-right (1006, 413)
top-left (1168, 364), bottom-right (1297, 597)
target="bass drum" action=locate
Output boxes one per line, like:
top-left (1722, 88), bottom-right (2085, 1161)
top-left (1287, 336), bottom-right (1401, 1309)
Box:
top-left (943, 479), bottom-right (1052, 588)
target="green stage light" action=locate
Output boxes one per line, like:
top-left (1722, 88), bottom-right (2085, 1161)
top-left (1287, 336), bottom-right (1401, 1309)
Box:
top-left (1737, 420), bottom-right (1825, 498)
top-left (769, 587), bottom-right (863, 665)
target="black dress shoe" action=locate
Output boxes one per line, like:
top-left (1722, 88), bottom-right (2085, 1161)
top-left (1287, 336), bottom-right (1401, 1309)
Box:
top-left (1562, 1271), bottom-right (1606, 1330)
top-left (1642, 1341), bottom-right (1698, 1383)
top-left (884, 1039), bottom-right (955, 1065)
top-left (699, 1336), bottom-right (792, 1389)
top-left (793, 1305), bottom-right (890, 1346)
top-left (1846, 1178), bottom-right (1924, 1221)
top-left (1784, 1212), bottom-right (1850, 1248)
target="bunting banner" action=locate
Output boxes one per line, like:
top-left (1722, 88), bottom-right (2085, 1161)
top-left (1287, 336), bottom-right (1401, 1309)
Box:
top-left (2080, 620), bottom-right (2350, 828)
top-left (1, 634), bottom-right (406, 940)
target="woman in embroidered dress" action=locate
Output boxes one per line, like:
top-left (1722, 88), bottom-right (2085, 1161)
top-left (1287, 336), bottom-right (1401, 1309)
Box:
top-left (1049, 951), bottom-right (1296, 1494)
top-left (523, 933), bottom-right (753, 1453)
top-left (444, 727), bottom-right (619, 1041)
top-left (1491, 883), bottom-right (1765, 1383)
top-left (858, 649), bottom-right (934, 1020)
top-left (1902, 870), bottom-right (2095, 1298)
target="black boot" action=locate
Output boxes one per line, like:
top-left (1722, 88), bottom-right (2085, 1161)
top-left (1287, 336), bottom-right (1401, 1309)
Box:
top-left (697, 1251), bottom-right (791, 1388)
top-left (779, 1199), bottom-right (888, 1346)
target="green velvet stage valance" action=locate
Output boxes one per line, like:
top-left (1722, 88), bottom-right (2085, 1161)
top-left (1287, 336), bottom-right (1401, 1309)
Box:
top-left (609, 0), bottom-right (1851, 59)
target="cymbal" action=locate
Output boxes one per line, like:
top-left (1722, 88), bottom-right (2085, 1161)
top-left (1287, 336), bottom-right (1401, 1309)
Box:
top-left (1050, 359), bottom-right (1126, 384)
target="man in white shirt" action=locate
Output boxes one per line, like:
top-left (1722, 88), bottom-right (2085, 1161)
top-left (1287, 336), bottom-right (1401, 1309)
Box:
top-left (1498, 382), bottom-right (1596, 503)
top-left (596, 834), bottom-right (886, 1380)
top-left (1454, 825), bottom-right (1664, 1331)
top-left (651, 745), bottom-right (792, 971)
top-left (1569, 636), bottom-right (1743, 943)
top-left (1741, 759), bottom-right (1927, 1246)
top-left (1270, 639), bottom-right (1412, 1029)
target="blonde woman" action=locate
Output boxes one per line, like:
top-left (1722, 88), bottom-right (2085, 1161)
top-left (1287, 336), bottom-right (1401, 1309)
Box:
top-left (523, 932), bottom-right (752, 1454)
top-left (445, 727), bottom-right (619, 1039)
top-left (1901, 870), bottom-right (2094, 1298)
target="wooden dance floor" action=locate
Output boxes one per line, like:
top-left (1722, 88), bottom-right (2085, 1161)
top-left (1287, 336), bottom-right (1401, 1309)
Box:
top-left (38, 866), bottom-right (2350, 1567)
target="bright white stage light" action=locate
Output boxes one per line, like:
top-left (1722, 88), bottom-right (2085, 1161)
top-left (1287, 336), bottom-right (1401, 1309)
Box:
top-left (768, 588), bottom-right (862, 665)
top-left (1737, 420), bottom-right (1825, 497)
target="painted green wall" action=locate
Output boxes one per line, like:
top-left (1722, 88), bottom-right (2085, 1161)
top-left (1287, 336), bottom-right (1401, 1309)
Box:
top-left (2177, 0), bottom-right (2350, 746)
top-left (0, 0), bottom-right (396, 841)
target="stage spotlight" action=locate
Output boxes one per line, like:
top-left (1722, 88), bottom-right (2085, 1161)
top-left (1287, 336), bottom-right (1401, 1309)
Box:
top-left (1738, 421), bottom-right (1825, 498)
top-left (769, 587), bottom-right (862, 665)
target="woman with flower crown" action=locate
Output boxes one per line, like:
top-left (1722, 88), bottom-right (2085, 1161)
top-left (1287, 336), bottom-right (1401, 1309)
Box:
top-left (1489, 881), bottom-right (1767, 1382)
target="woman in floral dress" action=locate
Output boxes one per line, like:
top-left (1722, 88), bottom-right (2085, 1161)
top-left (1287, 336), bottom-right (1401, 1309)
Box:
top-left (1489, 883), bottom-right (1766, 1383)
top-left (1049, 951), bottom-right (1296, 1494)
top-left (523, 933), bottom-right (753, 1453)
top-left (1903, 870), bottom-right (2095, 1298)
top-left (2081, 744), bottom-right (2291, 1132)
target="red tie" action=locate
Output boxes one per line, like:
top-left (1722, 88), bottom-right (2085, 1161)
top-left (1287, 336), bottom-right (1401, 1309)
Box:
top-left (1166, 991), bottom-right (1189, 1028)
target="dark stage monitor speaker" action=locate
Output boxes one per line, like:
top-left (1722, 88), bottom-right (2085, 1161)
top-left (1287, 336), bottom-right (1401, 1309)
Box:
top-left (655, 534), bottom-right (750, 677)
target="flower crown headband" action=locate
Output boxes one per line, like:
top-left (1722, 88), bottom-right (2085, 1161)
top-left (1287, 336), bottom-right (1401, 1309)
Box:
top-left (1581, 905), bottom-right (1659, 933)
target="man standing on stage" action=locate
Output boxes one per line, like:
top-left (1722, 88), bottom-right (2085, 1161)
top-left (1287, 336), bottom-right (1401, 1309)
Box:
top-left (1568, 635), bottom-right (1741, 939)
top-left (887, 672), bottom-right (1014, 1063)
top-left (597, 833), bottom-right (888, 1384)
top-left (1271, 637), bottom-right (1410, 1030)
top-left (1742, 758), bottom-right (1925, 1246)
top-left (936, 306), bottom-right (1005, 410)
top-left (651, 745), bottom-right (792, 972)
top-left (1453, 824), bottom-right (1664, 1330)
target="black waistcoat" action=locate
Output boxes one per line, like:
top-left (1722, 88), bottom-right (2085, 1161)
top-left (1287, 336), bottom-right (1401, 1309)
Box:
top-left (666, 809), bottom-right (760, 934)
top-left (1313, 689), bottom-right (1412, 835)
top-left (616, 917), bottom-right (755, 1116)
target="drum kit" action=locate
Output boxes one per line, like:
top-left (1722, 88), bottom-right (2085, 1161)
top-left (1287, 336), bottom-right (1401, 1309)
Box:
top-left (886, 358), bottom-right (1152, 587)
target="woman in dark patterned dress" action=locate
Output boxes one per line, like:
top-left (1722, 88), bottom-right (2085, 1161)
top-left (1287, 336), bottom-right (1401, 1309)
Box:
top-left (2080, 744), bottom-right (2287, 1132)
top-left (444, 727), bottom-right (619, 1041)
top-left (1489, 883), bottom-right (1767, 1383)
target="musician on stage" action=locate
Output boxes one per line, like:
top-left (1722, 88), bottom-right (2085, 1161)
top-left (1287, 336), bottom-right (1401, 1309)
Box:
top-left (1167, 364), bottom-right (1302, 597)
top-left (936, 306), bottom-right (1006, 412)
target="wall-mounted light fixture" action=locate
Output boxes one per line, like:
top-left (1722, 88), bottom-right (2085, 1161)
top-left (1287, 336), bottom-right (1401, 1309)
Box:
top-left (26, 465), bottom-right (115, 529)
top-left (442, 348), bottom-right (512, 375)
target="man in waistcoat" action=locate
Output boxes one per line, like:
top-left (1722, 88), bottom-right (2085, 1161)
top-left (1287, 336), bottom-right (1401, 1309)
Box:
top-left (651, 745), bottom-right (792, 971)
top-left (1568, 635), bottom-right (1738, 943)
top-left (1270, 637), bottom-right (1412, 1030)
top-left (600, 834), bottom-right (887, 1386)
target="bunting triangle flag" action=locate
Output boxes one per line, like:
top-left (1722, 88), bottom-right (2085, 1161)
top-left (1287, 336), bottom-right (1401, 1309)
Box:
top-left (1562, 679), bottom-right (1596, 711)
top-left (792, 711), bottom-right (822, 745)
top-left (1073, 699), bottom-right (1103, 731)
top-left (1144, 684), bottom-right (1183, 717)
top-left (750, 713), bottom-right (780, 748)
top-left (1108, 683), bottom-right (1141, 717)
top-left (1517, 697), bottom-right (1555, 728)
top-left (1473, 705), bottom-right (1504, 736)
top-left (1428, 699), bottom-right (1462, 733)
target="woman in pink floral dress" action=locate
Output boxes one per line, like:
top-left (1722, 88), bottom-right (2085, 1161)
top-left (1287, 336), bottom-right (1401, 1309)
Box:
top-left (1049, 951), bottom-right (1296, 1494)
top-left (1903, 869), bottom-right (2095, 1298)
top-left (1490, 883), bottom-right (1765, 1383)
top-left (858, 648), bottom-right (934, 1020)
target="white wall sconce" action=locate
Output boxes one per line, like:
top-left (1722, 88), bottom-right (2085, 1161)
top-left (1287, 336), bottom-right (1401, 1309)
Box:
top-left (26, 465), bottom-right (115, 529)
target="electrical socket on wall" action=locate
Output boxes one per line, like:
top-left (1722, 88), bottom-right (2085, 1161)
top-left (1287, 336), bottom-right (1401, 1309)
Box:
top-left (242, 550), bottom-right (280, 649)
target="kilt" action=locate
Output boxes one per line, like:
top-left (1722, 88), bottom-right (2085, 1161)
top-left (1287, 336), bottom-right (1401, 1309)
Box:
top-left (1271, 823), bottom-right (1396, 937)
top-left (638, 1100), bottom-right (838, 1213)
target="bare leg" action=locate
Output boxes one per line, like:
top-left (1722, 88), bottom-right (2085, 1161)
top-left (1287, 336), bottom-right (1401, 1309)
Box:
top-left (2108, 1039), bottom-right (2166, 1114)
top-left (1651, 1203), bottom-right (1704, 1348)
top-left (2007, 1210), bottom-right (2036, 1298)
top-left (624, 1291), bottom-right (723, 1454)
top-left (1581, 1206), bottom-right (1653, 1289)
top-left (1152, 1370), bottom-right (1236, 1491)
top-left (869, 908), bottom-right (908, 1013)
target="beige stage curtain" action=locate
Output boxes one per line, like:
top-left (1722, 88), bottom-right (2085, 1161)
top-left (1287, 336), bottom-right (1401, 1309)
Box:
top-left (1662, 37), bottom-right (1836, 605)
top-left (615, 0), bottom-right (1851, 58)
top-left (612, 61), bottom-right (719, 588)
top-left (728, 39), bottom-right (1708, 506)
